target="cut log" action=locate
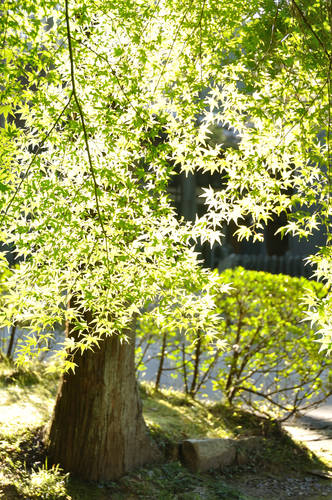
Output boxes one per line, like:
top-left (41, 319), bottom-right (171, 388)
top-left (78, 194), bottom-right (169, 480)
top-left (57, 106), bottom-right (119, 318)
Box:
top-left (180, 438), bottom-right (237, 472)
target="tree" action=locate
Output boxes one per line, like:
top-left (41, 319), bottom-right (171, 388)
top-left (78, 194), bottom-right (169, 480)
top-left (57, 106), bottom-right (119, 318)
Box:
top-left (0, 0), bottom-right (222, 480)
top-left (0, 0), bottom-right (331, 481)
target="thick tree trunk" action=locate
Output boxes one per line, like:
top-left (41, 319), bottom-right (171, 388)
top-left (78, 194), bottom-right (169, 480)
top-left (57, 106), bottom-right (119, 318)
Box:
top-left (46, 316), bottom-right (162, 480)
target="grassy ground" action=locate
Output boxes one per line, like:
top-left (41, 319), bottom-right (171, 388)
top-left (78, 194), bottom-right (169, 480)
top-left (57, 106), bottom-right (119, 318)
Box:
top-left (0, 357), bottom-right (330, 499)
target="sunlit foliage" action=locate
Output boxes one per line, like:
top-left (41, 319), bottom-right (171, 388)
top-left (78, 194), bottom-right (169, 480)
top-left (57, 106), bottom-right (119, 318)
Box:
top-left (0, 0), bottom-right (331, 359)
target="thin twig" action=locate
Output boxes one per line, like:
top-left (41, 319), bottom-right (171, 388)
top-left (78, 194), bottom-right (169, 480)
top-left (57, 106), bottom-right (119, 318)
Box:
top-left (0, 93), bottom-right (73, 224)
top-left (267, 0), bottom-right (281, 53)
top-left (327, 58), bottom-right (332, 243)
top-left (70, 34), bottom-right (137, 113)
top-left (291, 0), bottom-right (330, 59)
top-left (198, 0), bottom-right (206, 85)
top-left (152, 5), bottom-right (191, 97)
top-left (64, 0), bottom-right (110, 272)
top-left (1, 1), bottom-right (9, 51)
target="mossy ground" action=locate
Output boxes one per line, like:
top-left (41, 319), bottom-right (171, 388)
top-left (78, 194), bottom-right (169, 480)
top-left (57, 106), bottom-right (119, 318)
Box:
top-left (0, 358), bottom-right (330, 499)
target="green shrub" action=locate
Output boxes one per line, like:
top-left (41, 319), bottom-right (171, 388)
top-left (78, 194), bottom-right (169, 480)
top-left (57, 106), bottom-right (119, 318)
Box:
top-left (136, 267), bottom-right (332, 420)
top-left (212, 268), bottom-right (331, 419)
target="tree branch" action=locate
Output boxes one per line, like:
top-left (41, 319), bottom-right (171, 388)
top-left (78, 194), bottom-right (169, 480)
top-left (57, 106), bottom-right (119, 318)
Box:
top-left (291, 0), bottom-right (330, 59)
top-left (64, 0), bottom-right (110, 271)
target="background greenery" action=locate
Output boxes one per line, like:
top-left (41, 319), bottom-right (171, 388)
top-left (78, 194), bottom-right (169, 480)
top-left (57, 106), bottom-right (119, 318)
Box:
top-left (136, 268), bottom-right (332, 420)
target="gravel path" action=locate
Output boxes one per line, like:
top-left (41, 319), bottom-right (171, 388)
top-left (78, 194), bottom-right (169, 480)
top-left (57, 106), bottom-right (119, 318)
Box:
top-left (226, 404), bottom-right (332, 500)
top-left (232, 400), bottom-right (332, 499)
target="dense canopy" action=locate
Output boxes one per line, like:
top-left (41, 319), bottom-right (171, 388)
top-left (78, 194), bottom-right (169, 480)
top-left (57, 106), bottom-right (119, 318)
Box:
top-left (0, 0), bottom-right (331, 357)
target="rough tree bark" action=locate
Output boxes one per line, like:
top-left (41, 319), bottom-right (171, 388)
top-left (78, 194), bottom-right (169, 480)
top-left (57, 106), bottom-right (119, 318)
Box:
top-left (46, 313), bottom-right (162, 480)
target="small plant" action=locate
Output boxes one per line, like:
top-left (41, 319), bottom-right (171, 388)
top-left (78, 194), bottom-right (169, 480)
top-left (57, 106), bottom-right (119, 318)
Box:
top-left (21, 460), bottom-right (69, 499)
top-left (0, 425), bottom-right (69, 499)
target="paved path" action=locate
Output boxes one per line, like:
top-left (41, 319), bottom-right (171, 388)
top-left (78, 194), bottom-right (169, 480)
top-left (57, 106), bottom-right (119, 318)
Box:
top-left (283, 398), bottom-right (332, 467)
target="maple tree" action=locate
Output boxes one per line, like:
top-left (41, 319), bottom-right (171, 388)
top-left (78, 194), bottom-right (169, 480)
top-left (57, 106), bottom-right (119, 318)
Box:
top-left (0, 0), bottom-right (330, 480)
